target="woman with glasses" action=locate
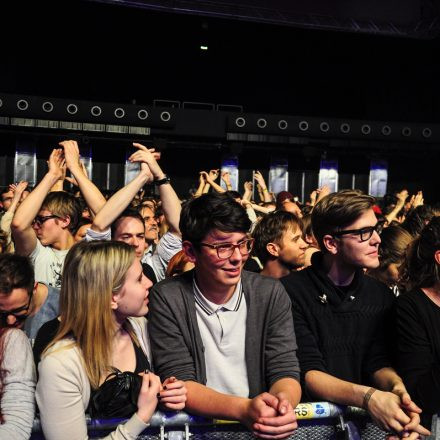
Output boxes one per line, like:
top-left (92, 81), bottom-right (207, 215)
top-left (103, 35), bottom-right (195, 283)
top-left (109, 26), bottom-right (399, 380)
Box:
top-left (0, 319), bottom-right (36, 439)
top-left (36, 240), bottom-right (186, 440)
top-left (395, 217), bottom-right (440, 426)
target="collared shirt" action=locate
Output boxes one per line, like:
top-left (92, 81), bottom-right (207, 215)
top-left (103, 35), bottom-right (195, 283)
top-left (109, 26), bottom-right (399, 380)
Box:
top-left (193, 277), bottom-right (249, 397)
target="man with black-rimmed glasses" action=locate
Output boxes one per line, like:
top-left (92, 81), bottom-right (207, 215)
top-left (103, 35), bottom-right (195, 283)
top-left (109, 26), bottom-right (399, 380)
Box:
top-left (281, 189), bottom-right (430, 438)
top-left (149, 192), bottom-right (301, 439)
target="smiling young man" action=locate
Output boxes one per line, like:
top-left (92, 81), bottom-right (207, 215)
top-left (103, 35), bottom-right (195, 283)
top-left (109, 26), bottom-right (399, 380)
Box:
top-left (252, 211), bottom-right (308, 278)
top-left (281, 190), bottom-right (429, 438)
top-left (149, 192), bottom-right (301, 439)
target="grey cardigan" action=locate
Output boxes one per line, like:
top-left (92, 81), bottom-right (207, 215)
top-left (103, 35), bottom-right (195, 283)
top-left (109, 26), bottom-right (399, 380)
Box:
top-left (148, 270), bottom-right (300, 398)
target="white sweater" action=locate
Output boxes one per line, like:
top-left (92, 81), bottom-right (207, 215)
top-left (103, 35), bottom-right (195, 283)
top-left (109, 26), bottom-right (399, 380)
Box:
top-left (0, 329), bottom-right (36, 440)
top-left (36, 317), bottom-right (152, 440)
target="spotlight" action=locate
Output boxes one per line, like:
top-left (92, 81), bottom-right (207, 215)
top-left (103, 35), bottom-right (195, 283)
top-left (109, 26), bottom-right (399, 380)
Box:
top-left (160, 111), bottom-right (171, 122)
top-left (17, 99), bottom-right (29, 111)
top-left (67, 104), bottom-right (78, 115)
top-left (91, 106), bottom-right (102, 117)
top-left (340, 123), bottom-right (350, 134)
top-left (381, 125), bottom-right (391, 136)
top-left (137, 109), bottom-right (149, 120)
top-left (361, 124), bottom-right (371, 135)
top-left (422, 127), bottom-right (432, 138)
top-left (278, 120), bottom-right (288, 130)
top-left (235, 117), bottom-right (246, 128)
top-left (402, 127), bottom-right (411, 137)
top-left (257, 118), bottom-right (267, 129)
top-left (114, 108), bottom-right (125, 119)
top-left (42, 101), bottom-right (54, 113)
top-left (320, 122), bottom-right (330, 132)
top-left (299, 121), bottom-right (309, 131)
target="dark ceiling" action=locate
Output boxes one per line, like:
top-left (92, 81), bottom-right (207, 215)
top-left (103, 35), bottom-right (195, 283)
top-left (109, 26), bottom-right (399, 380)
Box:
top-left (1, 0), bottom-right (440, 122)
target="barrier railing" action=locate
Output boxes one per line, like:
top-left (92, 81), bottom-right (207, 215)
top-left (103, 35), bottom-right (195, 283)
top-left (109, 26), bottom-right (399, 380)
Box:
top-left (31, 402), bottom-right (437, 440)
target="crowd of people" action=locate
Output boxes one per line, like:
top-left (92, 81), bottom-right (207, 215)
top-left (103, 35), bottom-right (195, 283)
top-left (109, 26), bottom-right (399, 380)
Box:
top-left (0, 139), bottom-right (438, 440)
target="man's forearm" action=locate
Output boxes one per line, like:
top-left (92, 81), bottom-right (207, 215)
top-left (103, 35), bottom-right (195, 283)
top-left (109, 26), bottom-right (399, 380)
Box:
top-left (185, 381), bottom-right (249, 421)
top-left (305, 370), bottom-right (369, 408)
top-left (269, 378), bottom-right (302, 409)
top-left (373, 367), bottom-right (404, 392)
top-left (12, 172), bottom-right (59, 230)
top-left (71, 168), bottom-right (106, 217)
top-left (159, 183), bottom-right (181, 235)
top-left (92, 173), bottom-right (149, 232)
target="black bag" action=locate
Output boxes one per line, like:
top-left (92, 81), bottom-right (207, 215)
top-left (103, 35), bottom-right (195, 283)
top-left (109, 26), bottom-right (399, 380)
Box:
top-left (88, 369), bottom-right (142, 419)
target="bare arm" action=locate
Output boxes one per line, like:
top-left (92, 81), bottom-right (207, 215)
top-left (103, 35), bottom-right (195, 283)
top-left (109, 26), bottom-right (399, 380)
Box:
top-left (204, 169), bottom-right (226, 193)
top-left (193, 173), bottom-right (206, 198)
top-left (12, 150), bottom-right (64, 256)
top-left (242, 181), bottom-right (253, 202)
top-left (61, 140), bottom-right (106, 217)
top-left (385, 190), bottom-right (407, 224)
top-left (91, 149), bottom-right (153, 232)
top-left (131, 143), bottom-right (181, 236)
top-left (221, 171), bottom-right (233, 191)
top-left (254, 171), bottom-right (272, 203)
top-left (305, 370), bottom-right (429, 436)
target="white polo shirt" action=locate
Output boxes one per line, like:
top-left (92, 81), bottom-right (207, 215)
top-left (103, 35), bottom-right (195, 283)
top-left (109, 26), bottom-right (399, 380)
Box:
top-left (193, 278), bottom-right (249, 397)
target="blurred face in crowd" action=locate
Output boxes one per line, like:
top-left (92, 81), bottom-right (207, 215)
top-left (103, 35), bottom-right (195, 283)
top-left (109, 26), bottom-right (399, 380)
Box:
top-left (1, 190), bottom-right (14, 211)
top-left (329, 209), bottom-right (381, 270)
top-left (0, 286), bottom-right (34, 329)
top-left (276, 224), bottom-right (308, 270)
top-left (32, 209), bottom-right (67, 246)
top-left (140, 206), bottom-right (158, 243)
top-left (113, 217), bottom-right (146, 259)
top-left (281, 200), bottom-right (303, 219)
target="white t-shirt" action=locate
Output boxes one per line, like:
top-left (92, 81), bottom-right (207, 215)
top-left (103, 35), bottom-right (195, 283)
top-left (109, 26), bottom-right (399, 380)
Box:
top-left (29, 240), bottom-right (69, 288)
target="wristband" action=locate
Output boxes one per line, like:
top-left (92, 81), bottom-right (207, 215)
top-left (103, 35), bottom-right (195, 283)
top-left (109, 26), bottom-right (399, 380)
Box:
top-left (362, 387), bottom-right (377, 410)
top-left (262, 187), bottom-right (268, 192)
top-left (154, 175), bottom-right (170, 186)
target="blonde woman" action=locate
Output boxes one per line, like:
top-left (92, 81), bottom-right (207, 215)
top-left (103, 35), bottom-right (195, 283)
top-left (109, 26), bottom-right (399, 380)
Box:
top-left (36, 240), bottom-right (186, 440)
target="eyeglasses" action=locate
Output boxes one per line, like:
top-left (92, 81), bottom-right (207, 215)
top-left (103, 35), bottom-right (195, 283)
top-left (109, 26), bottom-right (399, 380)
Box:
top-left (0, 290), bottom-right (33, 327)
top-left (332, 222), bottom-right (385, 242)
top-left (199, 238), bottom-right (254, 259)
top-left (32, 215), bottom-right (61, 227)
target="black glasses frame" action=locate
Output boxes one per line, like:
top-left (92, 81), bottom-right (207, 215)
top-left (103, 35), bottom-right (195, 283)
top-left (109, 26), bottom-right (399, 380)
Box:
top-left (0, 289), bottom-right (33, 326)
top-left (199, 238), bottom-right (254, 259)
top-left (32, 214), bottom-right (61, 227)
top-left (332, 222), bottom-right (385, 242)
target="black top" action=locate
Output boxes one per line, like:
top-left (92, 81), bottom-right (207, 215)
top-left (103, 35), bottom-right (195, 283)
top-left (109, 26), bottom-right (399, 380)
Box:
top-left (142, 263), bottom-right (157, 285)
top-left (33, 317), bottom-right (60, 367)
top-left (281, 252), bottom-right (395, 400)
top-left (394, 288), bottom-right (440, 419)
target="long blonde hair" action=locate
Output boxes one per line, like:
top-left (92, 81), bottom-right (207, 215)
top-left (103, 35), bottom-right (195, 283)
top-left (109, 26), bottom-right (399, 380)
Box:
top-left (46, 240), bottom-right (135, 389)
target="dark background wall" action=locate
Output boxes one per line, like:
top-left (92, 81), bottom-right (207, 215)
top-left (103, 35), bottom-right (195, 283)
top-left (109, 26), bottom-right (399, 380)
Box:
top-left (0, 0), bottom-right (439, 200)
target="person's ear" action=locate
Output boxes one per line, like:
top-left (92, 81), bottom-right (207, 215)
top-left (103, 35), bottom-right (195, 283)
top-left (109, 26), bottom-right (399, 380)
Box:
top-left (434, 249), bottom-right (440, 266)
top-left (322, 234), bottom-right (339, 255)
top-left (110, 291), bottom-right (120, 310)
top-left (265, 242), bottom-right (280, 258)
top-left (58, 215), bottom-right (71, 230)
top-left (183, 241), bottom-right (197, 263)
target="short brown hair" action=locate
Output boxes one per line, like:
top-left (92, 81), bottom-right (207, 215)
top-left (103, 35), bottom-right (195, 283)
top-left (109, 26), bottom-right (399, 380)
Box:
top-left (252, 211), bottom-right (302, 264)
top-left (312, 190), bottom-right (376, 251)
top-left (41, 192), bottom-right (81, 233)
top-left (0, 254), bottom-right (34, 295)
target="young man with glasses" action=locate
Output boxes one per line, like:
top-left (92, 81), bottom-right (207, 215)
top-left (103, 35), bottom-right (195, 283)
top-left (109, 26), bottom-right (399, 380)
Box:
top-left (149, 192), bottom-right (301, 439)
top-left (0, 254), bottom-right (59, 342)
top-left (12, 148), bottom-right (82, 288)
top-left (281, 190), bottom-right (429, 438)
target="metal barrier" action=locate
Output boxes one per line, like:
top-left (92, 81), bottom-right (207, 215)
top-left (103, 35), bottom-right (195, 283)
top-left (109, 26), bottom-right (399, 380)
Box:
top-left (31, 402), bottom-right (437, 440)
